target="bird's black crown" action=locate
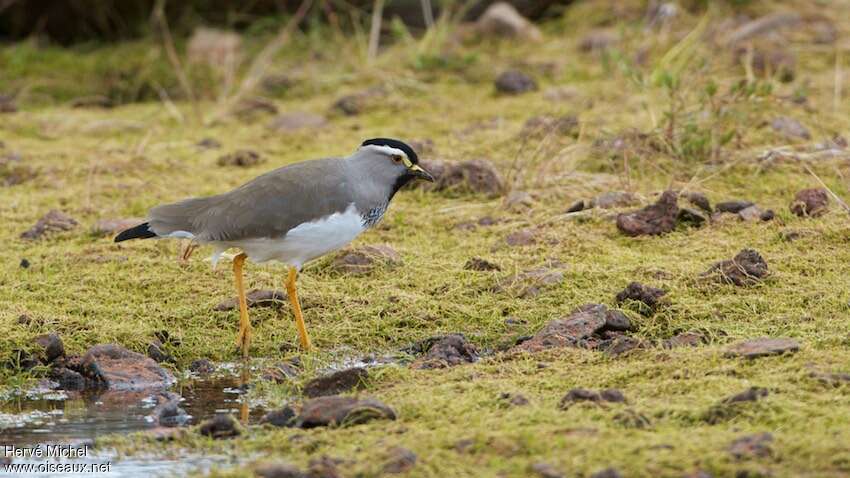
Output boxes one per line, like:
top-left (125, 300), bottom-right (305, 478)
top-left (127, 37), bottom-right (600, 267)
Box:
top-left (361, 138), bottom-right (419, 164)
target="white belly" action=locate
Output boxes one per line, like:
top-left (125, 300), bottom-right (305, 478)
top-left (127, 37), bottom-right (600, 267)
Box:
top-left (208, 204), bottom-right (366, 269)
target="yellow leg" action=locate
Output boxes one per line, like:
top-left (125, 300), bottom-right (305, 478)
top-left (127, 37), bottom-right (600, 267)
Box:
top-left (285, 267), bottom-right (312, 351)
top-left (233, 253), bottom-right (252, 359)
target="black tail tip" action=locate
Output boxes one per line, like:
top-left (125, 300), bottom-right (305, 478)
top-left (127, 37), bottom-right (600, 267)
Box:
top-left (114, 222), bottom-right (156, 242)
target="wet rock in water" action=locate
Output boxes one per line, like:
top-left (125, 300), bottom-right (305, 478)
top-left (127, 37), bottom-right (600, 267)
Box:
top-left (382, 447), bottom-right (417, 474)
top-left (331, 244), bottom-right (401, 275)
top-left (683, 192), bottom-right (712, 212)
top-left (411, 334), bottom-right (478, 369)
top-left (592, 191), bottom-right (639, 209)
top-left (505, 228), bottom-right (537, 247)
top-left (715, 200), bottom-right (754, 214)
top-left (304, 367), bottom-right (368, 398)
top-left (147, 340), bottom-right (175, 364)
top-left (559, 388), bottom-right (626, 410)
top-left (296, 395), bottom-right (396, 428)
top-left (198, 414), bottom-right (242, 439)
top-left (701, 249), bottom-right (768, 286)
top-left (615, 282), bottom-right (667, 314)
top-left (268, 112), bottom-right (327, 132)
top-left (566, 200), bottom-right (587, 213)
top-left (21, 210), bottom-right (79, 240)
top-left (254, 462), bottom-right (307, 478)
top-left (495, 69), bottom-right (537, 94)
top-left (661, 332), bottom-right (705, 349)
top-left (197, 138), bottom-right (222, 149)
top-left (677, 207), bottom-right (707, 227)
top-left (475, 2), bottom-right (542, 41)
top-left (151, 391), bottom-right (190, 427)
top-left (464, 257), bottom-right (501, 271)
top-left (729, 433), bottom-right (773, 459)
top-left (725, 337), bottom-right (800, 359)
top-left (331, 86), bottom-right (386, 116)
top-left (80, 344), bottom-right (175, 391)
top-left (499, 392), bottom-right (530, 407)
top-left (217, 149), bottom-right (264, 167)
top-left (771, 116), bottom-right (811, 140)
top-left (418, 158), bottom-right (504, 196)
top-left (260, 406), bottom-right (297, 428)
top-left (493, 266), bottom-right (564, 298)
top-left (262, 361), bottom-right (299, 383)
top-left (92, 218), bottom-right (144, 237)
top-left (531, 462), bottom-right (563, 478)
top-left (790, 188), bottom-right (829, 217)
top-left (513, 304), bottom-right (630, 353)
top-left (215, 289), bottom-right (287, 311)
top-left (580, 29), bottom-right (617, 53)
top-left (521, 115), bottom-right (579, 138)
top-left (591, 468), bottom-right (624, 478)
top-left (50, 367), bottom-right (86, 391)
top-left (189, 359), bottom-right (215, 376)
top-left (616, 190), bottom-right (678, 236)
top-left (33, 333), bottom-right (65, 364)
top-left (723, 387), bottom-right (769, 404)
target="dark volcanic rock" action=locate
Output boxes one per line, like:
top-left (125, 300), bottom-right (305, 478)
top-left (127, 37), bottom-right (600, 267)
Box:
top-left (197, 138), bottom-right (221, 149)
top-left (21, 210), bottom-right (79, 240)
top-left (80, 344), bottom-right (175, 391)
top-left (260, 406), bottom-right (297, 428)
top-left (725, 337), bottom-right (799, 359)
top-left (303, 367), bottom-right (368, 398)
top-left (198, 414), bottom-right (241, 439)
top-left (811, 371), bottom-right (850, 386)
top-left (50, 367), bottom-right (86, 391)
top-left (411, 334), bottom-right (478, 369)
top-left (262, 361), bottom-right (299, 383)
top-left (189, 359), bottom-right (215, 375)
top-left (33, 333), bottom-right (64, 364)
top-left (513, 304), bottom-right (630, 353)
top-left (729, 433), bottom-right (773, 459)
top-left (147, 340), bottom-right (175, 364)
top-left (495, 69), bottom-right (537, 94)
top-left (500, 392), bottom-right (530, 406)
top-left (715, 200), bottom-right (754, 214)
top-left (683, 191), bottom-right (712, 212)
top-left (215, 289), bottom-right (287, 311)
top-left (661, 332), bottom-right (705, 349)
top-left (601, 336), bottom-right (643, 356)
top-left (296, 396), bottom-right (396, 428)
top-left (331, 244), bottom-right (401, 275)
top-left (566, 200), bottom-right (587, 213)
top-left (790, 188), bottom-right (829, 217)
top-left (419, 158), bottom-right (504, 196)
top-left (216, 149), bottom-right (264, 167)
top-left (615, 282), bottom-right (667, 314)
top-left (677, 207), bottom-right (707, 227)
top-left (382, 447), bottom-right (417, 474)
top-left (616, 190), bottom-right (678, 236)
top-left (559, 388), bottom-right (626, 410)
top-left (464, 257), bottom-right (501, 271)
top-left (701, 249), bottom-right (769, 286)
top-left (723, 387), bottom-right (769, 404)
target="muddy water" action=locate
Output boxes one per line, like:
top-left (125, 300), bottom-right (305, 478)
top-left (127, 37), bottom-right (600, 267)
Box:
top-left (0, 373), bottom-right (266, 477)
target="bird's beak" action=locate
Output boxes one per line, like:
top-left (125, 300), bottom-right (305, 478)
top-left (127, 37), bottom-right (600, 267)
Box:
top-left (408, 164), bottom-right (435, 182)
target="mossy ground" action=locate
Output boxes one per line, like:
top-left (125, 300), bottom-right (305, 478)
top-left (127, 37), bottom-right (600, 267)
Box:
top-left (2, 0), bottom-right (850, 476)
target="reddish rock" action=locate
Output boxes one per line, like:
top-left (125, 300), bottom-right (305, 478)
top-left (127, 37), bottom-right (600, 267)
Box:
top-left (296, 396), bottom-right (396, 428)
top-left (331, 244), bottom-right (401, 275)
top-left (411, 334), bottom-right (478, 369)
top-left (616, 191), bottom-right (678, 236)
top-left (559, 388), bottom-right (626, 410)
top-left (382, 447), bottom-right (417, 474)
top-left (614, 282), bottom-right (667, 313)
top-left (80, 344), bottom-right (175, 391)
top-left (661, 332), bottom-right (705, 349)
top-left (725, 337), bottom-right (800, 359)
top-left (512, 304), bottom-right (630, 353)
top-left (303, 367), bottom-right (368, 398)
top-left (701, 249), bottom-right (768, 286)
top-left (215, 289), bottom-right (287, 311)
top-left (790, 188), bottom-right (829, 217)
top-left (20, 210), bottom-right (78, 240)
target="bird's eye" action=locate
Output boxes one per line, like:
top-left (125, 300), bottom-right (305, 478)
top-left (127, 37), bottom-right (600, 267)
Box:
top-left (391, 155), bottom-right (403, 163)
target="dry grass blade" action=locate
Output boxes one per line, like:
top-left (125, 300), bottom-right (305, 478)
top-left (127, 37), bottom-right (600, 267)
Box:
top-left (152, 0), bottom-right (199, 122)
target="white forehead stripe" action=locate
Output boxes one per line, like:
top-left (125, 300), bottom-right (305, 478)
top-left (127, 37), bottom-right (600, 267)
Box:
top-left (359, 144), bottom-right (407, 158)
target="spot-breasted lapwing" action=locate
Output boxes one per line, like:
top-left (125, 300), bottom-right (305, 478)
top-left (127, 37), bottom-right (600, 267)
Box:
top-left (115, 138), bottom-right (434, 357)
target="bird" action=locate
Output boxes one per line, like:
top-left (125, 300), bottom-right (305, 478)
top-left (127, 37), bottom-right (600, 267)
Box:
top-left (114, 138), bottom-right (434, 358)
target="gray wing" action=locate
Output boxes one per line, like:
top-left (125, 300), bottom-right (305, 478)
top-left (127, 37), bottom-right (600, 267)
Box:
top-left (148, 158), bottom-right (356, 241)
